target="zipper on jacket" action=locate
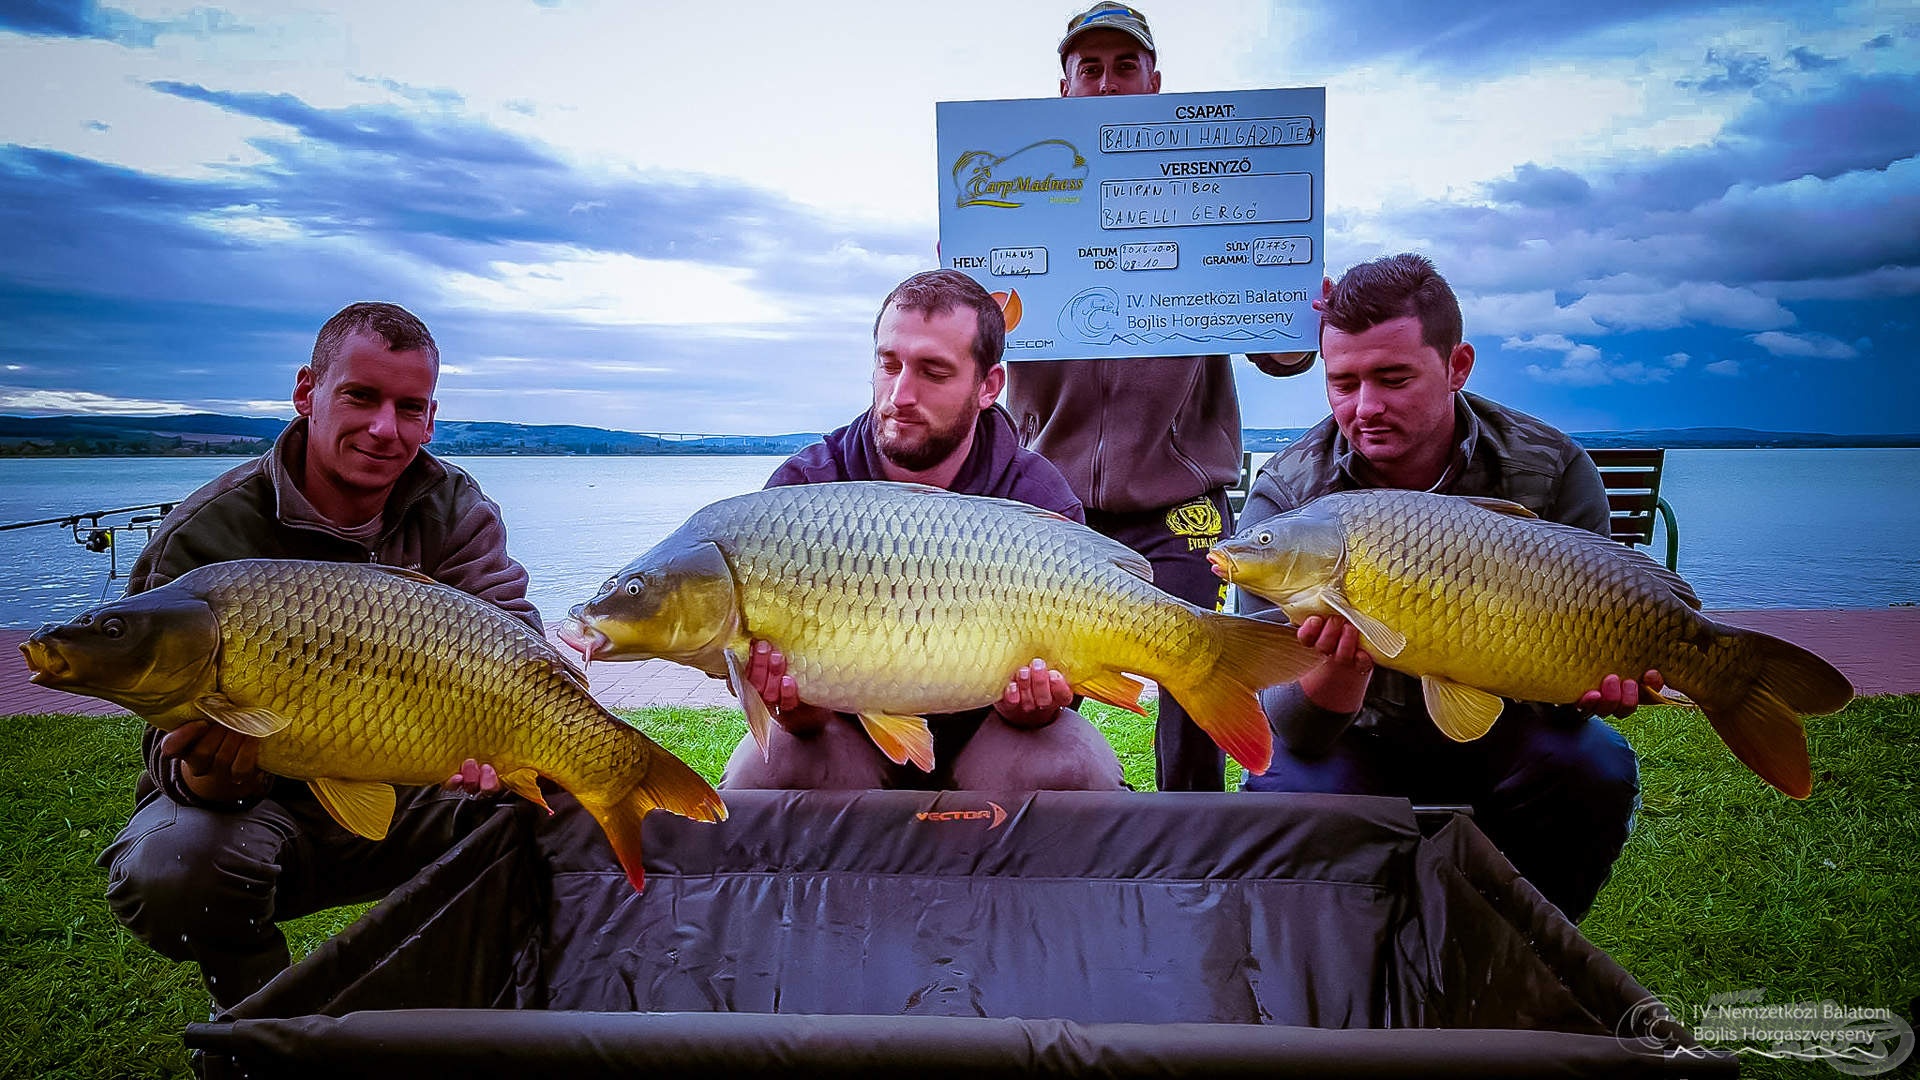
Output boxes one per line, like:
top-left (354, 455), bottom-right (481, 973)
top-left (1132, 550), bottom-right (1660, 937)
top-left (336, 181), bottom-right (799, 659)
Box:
top-left (1165, 361), bottom-right (1211, 492)
top-left (1090, 361), bottom-right (1109, 507)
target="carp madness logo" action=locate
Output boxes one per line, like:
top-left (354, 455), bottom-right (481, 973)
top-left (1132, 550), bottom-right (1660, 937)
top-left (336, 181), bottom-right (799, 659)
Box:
top-left (914, 801), bottom-right (1009, 829)
top-left (951, 139), bottom-right (1088, 209)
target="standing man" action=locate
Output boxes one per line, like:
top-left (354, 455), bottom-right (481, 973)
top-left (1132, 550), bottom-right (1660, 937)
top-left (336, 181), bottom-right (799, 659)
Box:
top-left (1235, 253), bottom-right (1657, 921)
top-left (98, 302), bottom-right (538, 1011)
top-left (1002, 3), bottom-right (1316, 791)
top-left (721, 269), bottom-right (1126, 792)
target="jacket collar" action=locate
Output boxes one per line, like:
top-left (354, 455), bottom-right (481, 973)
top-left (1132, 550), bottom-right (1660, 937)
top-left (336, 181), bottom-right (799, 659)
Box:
top-left (1333, 392), bottom-right (1481, 493)
top-left (836, 404), bottom-right (1022, 489)
top-left (266, 416), bottom-right (449, 540)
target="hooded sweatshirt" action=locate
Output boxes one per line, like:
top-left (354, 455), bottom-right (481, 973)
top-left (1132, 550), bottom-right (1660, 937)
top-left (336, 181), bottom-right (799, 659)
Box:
top-left (768, 404), bottom-right (1084, 523)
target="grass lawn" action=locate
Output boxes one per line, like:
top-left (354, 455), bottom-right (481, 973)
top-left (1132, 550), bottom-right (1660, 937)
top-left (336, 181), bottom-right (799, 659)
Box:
top-left (2, 696), bottom-right (1915, 1079)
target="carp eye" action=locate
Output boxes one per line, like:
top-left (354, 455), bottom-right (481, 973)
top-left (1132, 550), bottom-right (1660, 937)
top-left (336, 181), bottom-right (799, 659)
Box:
top-left (101, 618), bottom-right (125, 639)
top-left (624, 580), bottom-right (641, 596)
top-left (1257, 531), bottom-right (1273, 545)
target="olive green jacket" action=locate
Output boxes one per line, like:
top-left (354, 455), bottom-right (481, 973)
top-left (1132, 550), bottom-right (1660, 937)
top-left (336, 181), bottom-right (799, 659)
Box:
top-left (127, 417), bottom-right (539, 809)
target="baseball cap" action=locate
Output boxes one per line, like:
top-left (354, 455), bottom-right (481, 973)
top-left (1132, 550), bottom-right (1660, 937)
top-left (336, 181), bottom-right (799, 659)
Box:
top-left (1058, 3), bottom-right (1156, 58)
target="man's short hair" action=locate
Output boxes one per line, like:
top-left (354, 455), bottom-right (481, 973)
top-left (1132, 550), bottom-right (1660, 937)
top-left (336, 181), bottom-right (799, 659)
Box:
top-left (310, 302), bottom-right (439, 380)
top-left (874, 270), bottom-right (1006, 378)
top-left (1323, 253), bottom-right (1463, 361)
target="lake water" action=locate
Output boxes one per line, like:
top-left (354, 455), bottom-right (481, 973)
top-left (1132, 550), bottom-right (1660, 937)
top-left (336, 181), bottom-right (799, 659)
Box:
top-left (2, 449), bottom-right (1916, 628)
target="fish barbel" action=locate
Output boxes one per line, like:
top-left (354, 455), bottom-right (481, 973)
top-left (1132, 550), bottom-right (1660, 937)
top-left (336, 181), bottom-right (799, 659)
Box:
top-left (18, 559), bottom-right (725, 890)
top-left (1208, 489), bottom-right (1854, 798)
top-left (561, 481), bottom-right (1319, 774)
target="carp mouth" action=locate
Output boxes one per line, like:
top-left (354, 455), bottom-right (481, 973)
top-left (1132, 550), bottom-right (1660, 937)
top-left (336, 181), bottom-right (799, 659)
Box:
top-left (558, 615), bottom-right (609, 665)
top-left (18, 638), bottom-right (68, 684)
top-left (1206, 549), bottom-right (1237, 583)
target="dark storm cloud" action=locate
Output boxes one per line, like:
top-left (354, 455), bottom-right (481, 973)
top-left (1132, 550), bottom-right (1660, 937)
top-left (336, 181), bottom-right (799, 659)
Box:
top-left (1485, 164), bottom-right (1591, 208)
top-left (0, 84), bottom-right (921, 428)
top-left (0, 1), bottom-right (242, 45)
top-left (1785, 46), bottom-right (1841, 70)
top-left (1380, 73), bottom-right (1920, 299)
top-left (1276, 0), bottom-right (1818, 71)
top-left (1674, 48), bottom-right (1771, 92)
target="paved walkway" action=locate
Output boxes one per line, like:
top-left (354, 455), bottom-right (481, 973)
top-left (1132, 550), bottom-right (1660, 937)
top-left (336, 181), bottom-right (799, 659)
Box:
top-left (4, 609), bottom-right (1916, 717)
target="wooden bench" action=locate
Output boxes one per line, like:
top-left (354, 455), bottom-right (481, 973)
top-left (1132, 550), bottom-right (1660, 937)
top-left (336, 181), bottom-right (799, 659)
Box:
top-left (1227, 448), bottom-right (1680, 570)
top-left (1585, 448), bottom-right (1680, 570)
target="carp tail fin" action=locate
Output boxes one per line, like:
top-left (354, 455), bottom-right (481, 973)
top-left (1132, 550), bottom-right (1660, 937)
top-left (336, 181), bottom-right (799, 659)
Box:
top-left (1693, 626), bottom-right (1854, 799)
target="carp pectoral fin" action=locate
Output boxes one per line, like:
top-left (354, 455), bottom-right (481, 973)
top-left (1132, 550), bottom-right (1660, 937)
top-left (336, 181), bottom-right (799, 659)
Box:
top-left (1462, 496), bottom-right (1538, 519)
top-left (195, 694), bottom-right (292, 738)
top-left (722, 646), bottom-right (775, 760)
top-left (498, 768), bottom-right (552, 814)
top-left (857, 712), bottom-right (936, 772)
top-left (1322, 593), bottom-right (1407, 659)
top-left (1074, 670), bottom-right (1149, 715)
top-left (308, 777), bottom-right (397, 841)
top-left (1421, 677), bottom-right (1505, 742)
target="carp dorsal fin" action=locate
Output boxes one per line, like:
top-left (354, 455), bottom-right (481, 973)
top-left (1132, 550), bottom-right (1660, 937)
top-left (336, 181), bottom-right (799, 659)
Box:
top-left (1322, 591), bottom-right (1407, 659)
top-left (1461, 496), bottom-right (1538, 519)
top-left (1421, 676), bottom-right (1505, 742)
top-left (195, 694), bottom-right (292, 738)
top-left (1075, 669), bottom-right (1148, 715)
top-left (309, 777), bottom-right (396, 840)
top-left (366, 564), bottom-right (441, 586)
top-left (722, 646), bottom-right (776, 761)
top-left (856, 711), bottom-right (936, 772)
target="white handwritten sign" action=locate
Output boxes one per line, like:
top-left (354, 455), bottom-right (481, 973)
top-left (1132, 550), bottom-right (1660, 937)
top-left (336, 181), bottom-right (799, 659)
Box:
top-left (937, 87), bottom-right (1324, 360)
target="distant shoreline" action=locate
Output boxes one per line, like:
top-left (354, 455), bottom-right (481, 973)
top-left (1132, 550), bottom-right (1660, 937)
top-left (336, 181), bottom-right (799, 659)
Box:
top-left (3, 413), bottom-right (1918, 456)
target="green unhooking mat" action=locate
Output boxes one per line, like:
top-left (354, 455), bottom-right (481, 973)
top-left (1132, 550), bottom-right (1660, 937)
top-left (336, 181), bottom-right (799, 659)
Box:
top-left (188, 790), bottom-right (1732, 1077)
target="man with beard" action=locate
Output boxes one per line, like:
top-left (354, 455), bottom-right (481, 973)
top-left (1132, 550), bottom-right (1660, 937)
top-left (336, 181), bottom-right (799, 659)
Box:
top-left (719, 270), bottom-right (1126, 791)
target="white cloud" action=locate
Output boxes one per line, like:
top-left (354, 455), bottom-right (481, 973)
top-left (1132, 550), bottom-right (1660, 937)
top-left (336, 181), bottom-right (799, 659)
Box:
top-left (1664, 352), bottom-right (1690, 367)
top-left (0, 388), bottom-right (197, 414)
top-left (1705, 359), bottom-right (1741, 376)
top-left (1749, 330), bottom-right (1861, 359)
top-left (438, 248), bottom-right (791, 327)
top-left (1509, 334), bottom-right (1677, 386)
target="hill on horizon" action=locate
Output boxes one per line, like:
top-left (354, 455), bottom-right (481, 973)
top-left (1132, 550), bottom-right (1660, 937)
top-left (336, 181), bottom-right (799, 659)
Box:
top-left (4, 413), bottom-right (1917, 456)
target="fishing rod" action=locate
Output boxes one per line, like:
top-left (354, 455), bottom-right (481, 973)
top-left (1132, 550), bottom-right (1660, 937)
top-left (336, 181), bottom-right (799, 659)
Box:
top-left (0, 502), bottom-right (178, 581)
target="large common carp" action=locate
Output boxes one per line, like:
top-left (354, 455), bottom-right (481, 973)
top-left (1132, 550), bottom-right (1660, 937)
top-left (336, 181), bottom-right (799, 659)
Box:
top-left (561, 481), bottom-right (1319, 774)
top-left (19, 559), bottom-right (725, 890)
top-left (1208, 489), bottom-right (1854, 798)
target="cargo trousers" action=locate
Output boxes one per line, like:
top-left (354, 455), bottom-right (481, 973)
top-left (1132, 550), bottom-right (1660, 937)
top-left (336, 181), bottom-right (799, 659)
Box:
top-left (1242, 684), bottom-right (1640, 923)
top-left (99, 783), bottom-right (495, 1011)
top-left (1084, 488), bottom-right (1235, 792)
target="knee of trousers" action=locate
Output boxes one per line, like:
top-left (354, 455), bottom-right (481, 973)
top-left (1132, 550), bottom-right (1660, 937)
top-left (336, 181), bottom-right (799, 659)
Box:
top-left (104, 804), bottom-right (289, 957)
top-left (954, 710), bottom-right (1126, 791)
top-left (1506, 719), bottom-right (1642, 827)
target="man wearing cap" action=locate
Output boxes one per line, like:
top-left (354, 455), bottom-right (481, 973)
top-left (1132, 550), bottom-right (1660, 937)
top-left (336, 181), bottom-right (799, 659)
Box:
top-left (1000, 3), bottom-right (1316, 791)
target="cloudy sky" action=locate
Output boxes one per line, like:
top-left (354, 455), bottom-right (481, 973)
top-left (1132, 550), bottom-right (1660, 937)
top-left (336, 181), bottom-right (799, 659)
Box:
top-left (2, 0), bottom-right (1916, 436)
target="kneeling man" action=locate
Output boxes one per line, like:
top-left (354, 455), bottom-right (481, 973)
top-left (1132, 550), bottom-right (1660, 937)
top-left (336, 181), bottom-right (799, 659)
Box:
top-left (721, 270), bottom-right (1126, 791)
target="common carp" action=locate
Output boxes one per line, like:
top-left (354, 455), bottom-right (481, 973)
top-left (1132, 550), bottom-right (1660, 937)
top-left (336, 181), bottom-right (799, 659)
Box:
top-left (1208, 489), bottom-right (1854, 798)
top-left (18, 559), bottom-right (725, 890)
top-left (561, 481), bottom-right (1319, 774)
